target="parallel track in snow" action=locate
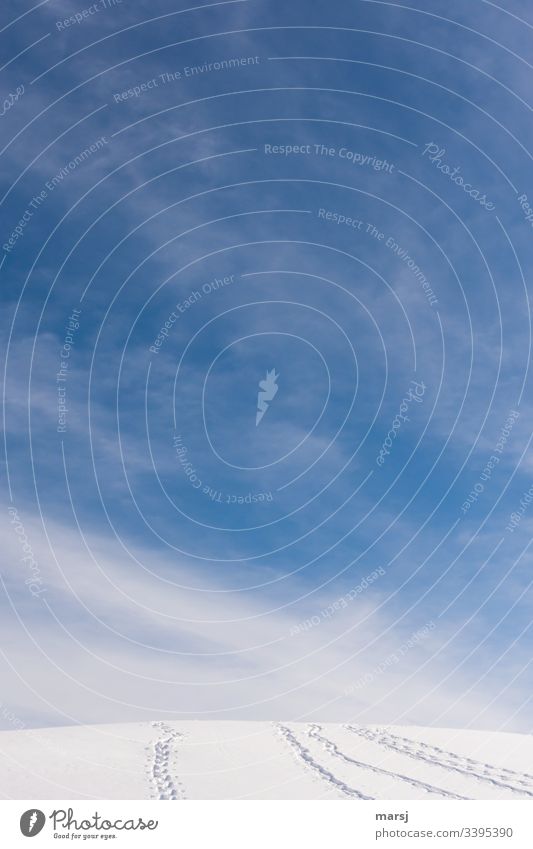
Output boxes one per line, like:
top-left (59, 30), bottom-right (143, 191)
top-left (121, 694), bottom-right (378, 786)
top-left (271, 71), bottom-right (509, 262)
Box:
top-left (345, 726), bottom-right (533, 798)
top-left (274, 723), bottom-right (373, 799)
top-left (307, 724), bottom-right (468, 799)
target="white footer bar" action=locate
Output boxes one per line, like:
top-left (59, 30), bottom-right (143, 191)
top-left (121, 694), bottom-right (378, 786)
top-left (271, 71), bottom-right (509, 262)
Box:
top-left (2, 800), bottom-right (532, 848)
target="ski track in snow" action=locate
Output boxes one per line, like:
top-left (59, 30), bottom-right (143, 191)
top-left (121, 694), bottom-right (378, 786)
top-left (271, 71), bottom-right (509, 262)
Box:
top-left (149, 721), bottom-right (186, 800)
top-left (274, 723), bottom-right (373, 800)
top-left (306, 724), bottom-right (468, 800)
top-left (345, 726), bottom-right (533, 798)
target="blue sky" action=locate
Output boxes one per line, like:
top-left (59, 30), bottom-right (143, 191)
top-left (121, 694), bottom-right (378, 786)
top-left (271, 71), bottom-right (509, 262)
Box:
top-left (1, 0), bottom-right (533, 731)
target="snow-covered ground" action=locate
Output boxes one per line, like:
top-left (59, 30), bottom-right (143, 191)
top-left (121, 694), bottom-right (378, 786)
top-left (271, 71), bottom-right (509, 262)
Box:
top-left (0, 721), bottom-right (532, 800)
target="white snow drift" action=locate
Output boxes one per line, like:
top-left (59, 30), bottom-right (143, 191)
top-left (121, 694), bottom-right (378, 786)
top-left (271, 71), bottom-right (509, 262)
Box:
top-left (1, 721), bottom-right (533, 800)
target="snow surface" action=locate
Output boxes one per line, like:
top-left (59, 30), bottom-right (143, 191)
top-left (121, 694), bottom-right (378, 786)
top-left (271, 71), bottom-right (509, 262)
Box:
top-left (1, 721), bottom-right (532, 800)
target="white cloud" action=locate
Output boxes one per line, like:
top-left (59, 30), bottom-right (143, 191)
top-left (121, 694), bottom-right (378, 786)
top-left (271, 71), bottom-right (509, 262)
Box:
top-left (0, 503), bottom-right (524, 730)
